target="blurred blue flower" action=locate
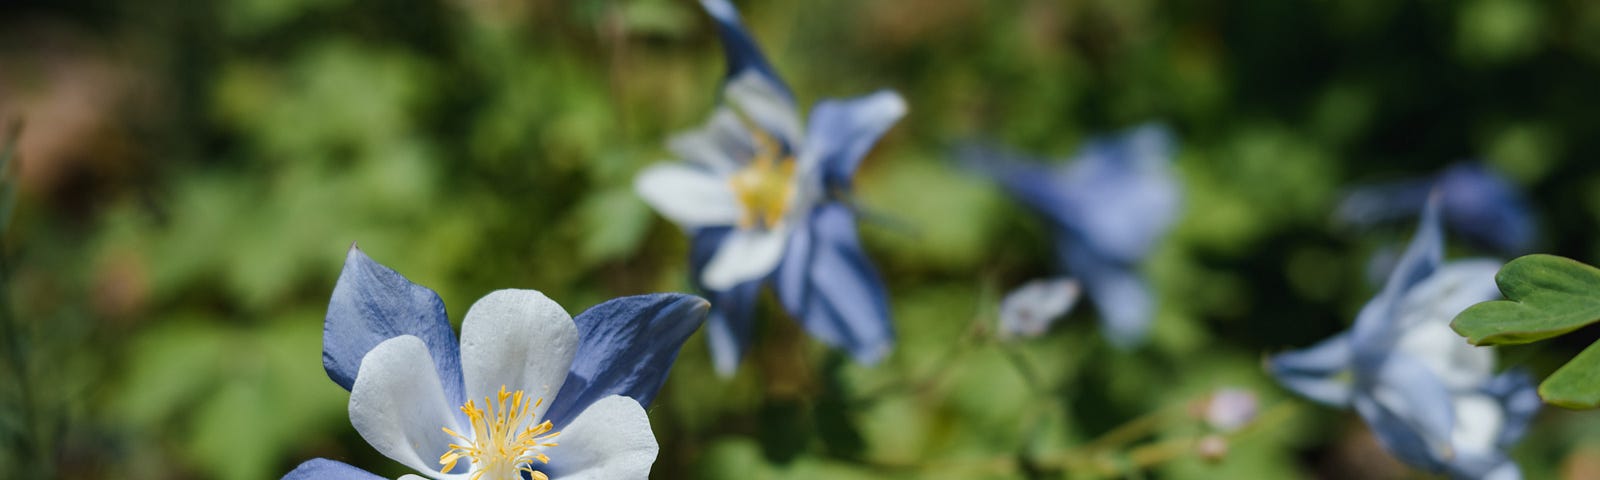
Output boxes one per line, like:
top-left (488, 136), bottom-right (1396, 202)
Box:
top-left (285, 246), bottom-right (708, 479)
top-left (966, 124), bottom-right (1181, 347)
top-left (634, 0), bottom-right (903, 375)
top-left (1270, 198), bottom-right (1539, 479)
top-left (1337, 162), bottom-right (1535, 255)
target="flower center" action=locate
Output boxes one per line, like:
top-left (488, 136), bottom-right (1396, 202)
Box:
top-left (727, 126), bottom-right (797, 230)
top-left (440, 385), bottom-right (561, 480)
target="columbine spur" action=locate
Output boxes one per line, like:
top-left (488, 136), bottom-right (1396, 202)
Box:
top-left (283, 246), bottom-right (708, 479)
top-left (1336, 162), bottom-right (1534, 256)
top-left (966, 123), bottom-right (1181, 346)
top-left (1269, 196), bottom-right (1539, 479)
top-left (634, 0), bottom-right (903, 375)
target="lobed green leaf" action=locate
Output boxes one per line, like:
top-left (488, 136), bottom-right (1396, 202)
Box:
top-left (1451, 254), bottom-right (1600, 345)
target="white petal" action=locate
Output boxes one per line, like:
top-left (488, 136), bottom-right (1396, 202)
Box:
top-left (667, 107), bottom-right (756, 173)
top-left (549, 395), bottom-right (658, 480)
top-left (348, 336), bottom-right (466, 479)
top-left (634, 163), bottom-right (741, 228)
top-left (702, 227), bottom-right (788, 290)
top-left (459, 289), bottom-right (579, 422)
top-left (1451, 393), bottom-right (1505, 457)
top-left (998, 277), bottom-right (1080, 339)
top-left (725, 71), bottom-right (803, 147)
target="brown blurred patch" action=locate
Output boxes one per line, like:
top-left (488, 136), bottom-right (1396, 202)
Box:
top-left (1322, 420), bottom-right (1410, 479)
top-left (1562, 443), bottom-right (1600, 480)
top-left (0, 18), bottom-right (143, 204)
top-left (862, 0), bottom-right (984, 51)
top-left (92, 247), bottom-right (150, 323)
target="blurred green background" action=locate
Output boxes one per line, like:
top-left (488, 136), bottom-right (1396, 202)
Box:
top-left (5, 0), bottom-right (1600, 478)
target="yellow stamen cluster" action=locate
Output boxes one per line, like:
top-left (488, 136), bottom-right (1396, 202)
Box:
top-left (440, 385), bottom-right (561, 480)
top-left (727, 126), bottom-right (797, 230)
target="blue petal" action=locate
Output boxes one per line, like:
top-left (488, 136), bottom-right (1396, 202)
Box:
top-left (775, 203), bottom-right (894, 364)
top-left (323, 245), bottom-right (464, 406)
top-left (1336, 162), bottom-right (1534, 256)
top-left (1061, 238), bottom-right (1153, 348)
top-left (1482, 370), bottom-right (1540, 448)
top-left (964, 124), bottom-right (1180, 265)
top-left (1267, 333), bottom-right (1356, 407)
top-left (803, 90), bottom-right (907, 190)
top-left (545, 293), bottom-right (710, 428)
top-left (1355, 353), bottom-right (1458, 472)
top-left (281, 458), bottom-right (384, 480)
top-left (705, 281), bottom-right (763, 376)
top-left (700, 0), bottom-right (792, 98)
top-left (690, 227), bottom-right (765, 376)
top-left (1354, 391), bottom-right (1449, 473)
top-left (1352, 193), bottom-right (1443, 362)
top-left (959, 143), bottom-right (1076, 230)
top-left (1438, 163), bottom-right (1536, 255)
top-left (1055, 123), bottom-right (1181, 263)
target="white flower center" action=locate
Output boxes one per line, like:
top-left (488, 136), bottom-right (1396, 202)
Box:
top-left (440, 385), bottom-right (561, 480)
top-left (727, 126), bottom-right (797, 230)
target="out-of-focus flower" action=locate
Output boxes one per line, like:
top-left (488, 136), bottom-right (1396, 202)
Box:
top-left (1200, 388), bottom-right (1259, 433)
top-left (284, 246), bottom-right (708, 479)
top-left (1270, 197), bottom-right (1539, 479)
top-left (967, 124), bottom-right (1181, 347)
top-left (1336, 162), bottom-right (1535, 256)
top-left (634, 0), bottom-right (904, 375)
top-left (997, 277), bottom-right (1079, 340)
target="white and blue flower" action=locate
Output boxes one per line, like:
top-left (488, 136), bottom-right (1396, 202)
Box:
top-left (634, 0), bottom-right (904, 375)
top-left (1269, 197), bottom-right (1540, 479)
top-left (1336, 162), bottom-right (1535, 256)
top-left (284, 246), bottom-right (709, 479)
top-left (966, 124), bottom-right (1181, 346)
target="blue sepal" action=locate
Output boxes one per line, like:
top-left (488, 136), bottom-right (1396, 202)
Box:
top-left (323, 245), bottom-right (465, 406)
top-left (546, 293), bottom-right (710, 428)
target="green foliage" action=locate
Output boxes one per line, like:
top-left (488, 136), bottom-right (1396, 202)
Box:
top-left (1454, 254), bottom-right (1600, 408)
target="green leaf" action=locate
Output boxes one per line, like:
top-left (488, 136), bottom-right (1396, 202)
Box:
top-left (1451, 254), bottom-right (1600, 345)
top-left (1540, 339), bottom-right (1600, 409)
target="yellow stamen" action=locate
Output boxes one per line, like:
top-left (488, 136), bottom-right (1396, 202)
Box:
top-left (440, 385), bottom-right (561, 480)
top-left (727, 125), bottom-right (797, 230)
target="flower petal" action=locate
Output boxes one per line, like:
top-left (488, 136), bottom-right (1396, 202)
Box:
top-left (1351, 192), bottom-right (1444, 361)
top-left (1267, 333), bottom-right (1356, 407)
top-left (667, 107), bottom-right (757, 173)
top-left (1337, 162), bottom-right (1534, 256)
top-left (690, 227), bottom-right (765, 376)
top-left (634, 163), bottom-right (741, 229)
top-left (324, 245), bottom-right (464, 405)
top-left (1359, 352), bottom-right (1458, 470)
top-left (702, 226), bottom-right (788, 290)
top-left (997, 277), bottom-right (1081, 340)
top-left (1055, 124), bottom-right (1181, 263)
top-left (281, 458), bottom-right (386, 480)
top-left (1062, 239), bottom-right (1155, 348)
top-left (774, 203), bottom-right (894, 364)
top-left (545, 293), bottom-right (710, 428)
top-left (1482, 369), bottom-right (1540, 448)
top-left (699, 0), bottom-right (790, 95)
top-left (542, 395), bottom-right (658, 480)
top-left (459, 289), bottom-right (579, 422)
top-left (347, 336), bottom-right (466, 478)
top-left (801, 90), bottom-right (907, 188)
top-left (724, 71), bottom-right (803, 149)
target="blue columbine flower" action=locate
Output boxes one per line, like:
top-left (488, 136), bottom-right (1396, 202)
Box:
top-left (284, 246), bottom-right (708, 479)
top-left (1269, 197), bottom-right (1540, 479)
top-left (633, 0), bottom-right (903, 375)
top-left (965, 123), bottom-right (1181, 346)
top-left (1336, 162), bottom-right (1535, 256)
